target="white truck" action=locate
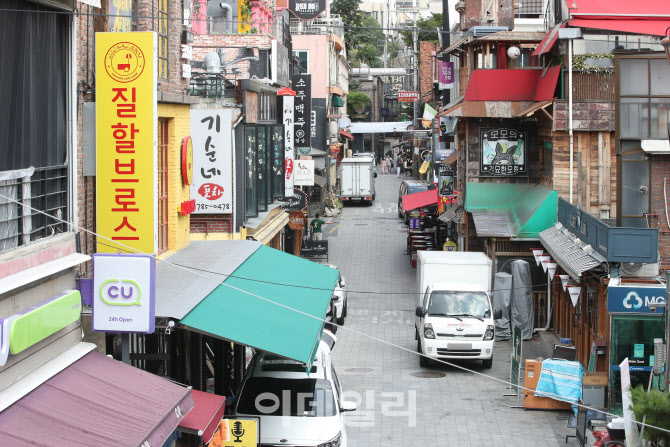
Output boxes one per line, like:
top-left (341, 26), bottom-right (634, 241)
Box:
top-left (339, 157), bottom-right (376, 205)
top-left (414, 251), bottom-right (501, 368)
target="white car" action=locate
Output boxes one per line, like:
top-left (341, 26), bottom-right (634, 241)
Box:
top-left (323, 264), bottom-right (348, 325)
top-left (234, 340), bottom-right (356, 446)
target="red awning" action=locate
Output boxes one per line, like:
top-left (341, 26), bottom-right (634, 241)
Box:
top-left (464, 66), bottom-right (561, 102)
top-left (532, 23), bottom-right (567, 56)
top-left (339, 130), bottom-right (354, 141)
top-left (402, 189), bottom-right (438, 213)
top-left (178, 390), bottom-right (226, 443)
top-left (0, 351), bottom-right (194, 447)
top-left (568, 0), bottom-right (670, 36)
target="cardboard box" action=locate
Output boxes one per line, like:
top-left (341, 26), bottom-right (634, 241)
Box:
top-left (583, 372), bottom-right (608, 386)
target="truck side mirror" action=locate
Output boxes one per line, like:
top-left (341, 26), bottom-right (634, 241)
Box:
top-left (415, 306), bottom-right (425, 318)
top-left (374, 172), bottom-right (378, 178)
top-left (494, 309), bottom-right (503, 320)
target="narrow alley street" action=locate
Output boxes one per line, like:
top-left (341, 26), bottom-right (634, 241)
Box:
top-left (326, 171), bottom-right (574, 447)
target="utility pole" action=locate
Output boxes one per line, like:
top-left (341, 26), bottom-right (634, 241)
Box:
top-left (441, 0), bottom-right (450, 107)
top-left (413, 24), bottom-right (419, 128)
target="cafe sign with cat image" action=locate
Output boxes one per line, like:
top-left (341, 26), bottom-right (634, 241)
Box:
top-left (480, 128), bottom-right (526, 177)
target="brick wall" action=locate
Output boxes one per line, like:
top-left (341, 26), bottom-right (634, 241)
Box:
top-left (420, 42), bottom-right (438, 104)
top-left (649, 155), bottom-right (670, 265)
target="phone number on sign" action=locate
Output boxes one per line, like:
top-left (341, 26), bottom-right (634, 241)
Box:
top-left (196, 203), bottom-right (231, 211)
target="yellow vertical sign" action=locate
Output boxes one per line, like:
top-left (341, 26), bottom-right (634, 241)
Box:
top-left (96, 32), bottom-right (157, 253)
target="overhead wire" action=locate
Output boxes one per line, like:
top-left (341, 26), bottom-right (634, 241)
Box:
top-left (0, 191), bottom-right (668, 435)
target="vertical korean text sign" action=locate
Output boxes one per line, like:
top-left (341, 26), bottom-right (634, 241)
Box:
top-left (190, 109), bottom-right (233, 214)
top-left (96, 32), bottom-right (158, 253)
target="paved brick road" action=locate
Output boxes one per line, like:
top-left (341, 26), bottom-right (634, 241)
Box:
top-left (325, 171), bottom-right (576, 447)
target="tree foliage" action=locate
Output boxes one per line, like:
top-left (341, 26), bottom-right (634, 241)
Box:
top-left (331, 0), bottom-right (364, 53)
top-left (631, 386), bottom-right (670, 444)
top-left (347, 91), bottom-right (372, 116)
top-left (400, 13), bottom-right (443, 45)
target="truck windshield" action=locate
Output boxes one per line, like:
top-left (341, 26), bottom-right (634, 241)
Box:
top-left (428, 292), bottom-right (491, 318)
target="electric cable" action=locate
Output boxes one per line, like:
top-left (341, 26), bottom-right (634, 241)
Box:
top-left (1, 191), bottom-right (666, 435)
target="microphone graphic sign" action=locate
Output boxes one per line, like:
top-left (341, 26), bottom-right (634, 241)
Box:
top-left (211, 419), bottom-right (257, 447)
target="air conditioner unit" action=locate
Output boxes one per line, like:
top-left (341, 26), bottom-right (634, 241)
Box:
top-left (620, 262), bottom-right (660, 277)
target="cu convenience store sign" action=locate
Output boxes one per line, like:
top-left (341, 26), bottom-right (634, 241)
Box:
top-left (96, 32), bottom-right (158, 253)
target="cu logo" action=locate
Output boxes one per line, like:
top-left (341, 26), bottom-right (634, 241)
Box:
top-left (623, 291), bottom-right (643, 309)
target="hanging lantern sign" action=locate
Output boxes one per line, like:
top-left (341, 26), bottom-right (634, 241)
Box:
top-left (567, 286), bottom-right (582, 307)
top-left (558, 275), bottom-right (570, 291)
top-left (546, 262), bottom-right (557, 279)
top-left (539, 255), bottom-right (552, 272)
top-left (531, 249), bottom-right (545, 266)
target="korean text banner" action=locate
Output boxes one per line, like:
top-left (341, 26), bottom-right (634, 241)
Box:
top-left (96, 32), bottom-right (157, 253)
top-left (190, 109), bottom-right (233, 214)
top-left (291, 74), bottom-right (311, 149)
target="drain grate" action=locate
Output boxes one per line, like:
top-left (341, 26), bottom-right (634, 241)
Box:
top-left (345, 367), bottom-right (374, 373)
top-left (354, 223), bottom-right (369, 226)
top-left (411, 371), bottom-right (446, 378)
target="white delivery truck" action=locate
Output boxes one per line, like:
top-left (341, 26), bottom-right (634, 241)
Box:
top-left (340, 157), bottom-right (376, 205)
top-left (414, 251), bottom-right (501, 368)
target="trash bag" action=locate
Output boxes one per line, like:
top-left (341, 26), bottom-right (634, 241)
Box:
top-left (510, 260), bottom-right (534, 340)
top-left (492, 272), bottom-right (512, 340)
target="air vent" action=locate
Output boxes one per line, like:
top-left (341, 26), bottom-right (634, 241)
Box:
top-left (468, 26), bottom-right (509, 37)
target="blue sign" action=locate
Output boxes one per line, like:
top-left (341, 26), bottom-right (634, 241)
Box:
top-left (409, 218), bottom-right (420, 230)
top-left (607, 284), bottom-right (666, 314)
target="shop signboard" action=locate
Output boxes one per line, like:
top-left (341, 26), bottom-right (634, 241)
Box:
top-left (96, 32), bottom-right (157, 253)
top-left (281, 91), bottom-right (295, 197)
top-left (288, 210), bottom-right (306, 230)
top-left (278, 188), bottom-right (307, 211)
top-left (190, 109), bottom-right (233, 214)
top-left (438, 62), bottom-right (454, 90)
top-left (607, 284), bottom-right (666, 314)
top-left (294, 160), bottom-right (314, 186)
top-left (92, 253), bottom-right (156, 334)
top-left (437, 165), bottom-right (455, 197)
top-left (398, 91), bottom-right (419, 102)
top-left (480, 128), bottom-right (526, 177)
top-left (289, 0), bottom-right (326, 20)
top-left (292, 74), bottom-right (311, 150)
top-left (0, 290), bottom-right (82, 367)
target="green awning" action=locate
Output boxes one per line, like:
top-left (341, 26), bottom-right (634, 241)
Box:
top-left (179, 245), bottom-right (338, 367)
top-left (332, 94), bottom-right (345, 107)
top-left (465, 183), bottom-right (557, 238)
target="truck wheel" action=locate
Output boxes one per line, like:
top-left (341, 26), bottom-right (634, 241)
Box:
top-left (337, 311), bottom-right (345, 326)
top-left (343, 299), bottom-right (348, 317)
top-left (482, 356), bottom-right (493, 369)
top-left (418, 339), bottom-right (429, 367)
top-left (398, 205), bottom-right (403, 218)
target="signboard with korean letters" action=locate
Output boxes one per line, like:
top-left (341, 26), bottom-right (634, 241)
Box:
top-left (291, 74), bottom-right (311, 149)
top-left (190, 109), bottom-right (233, 214)
top-left (96, 32), bottom-right (157, 253)
top-left (480, 128), bottom-right (527, 177)
top-left (92, 253), bottom-right (155, 334)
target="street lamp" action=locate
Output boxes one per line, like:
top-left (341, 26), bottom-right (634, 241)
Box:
top-left (662, 27), bottom-right (670, 63)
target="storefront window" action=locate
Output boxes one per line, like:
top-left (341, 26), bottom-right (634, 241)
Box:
top-left (650, 97), bottom-right (670, 138)
top-left (620, 146), bottom-right (649, 228)
top-left (245, 126), bottom-right (258, 218)
top-left (257, 126), bottom-right (268, 211)
top-left (264, 126), bottom-right (273, 206)
top-left (609, 315), bottom-right (665, 413)
top-left (272, 125), bottom-right (285, 199)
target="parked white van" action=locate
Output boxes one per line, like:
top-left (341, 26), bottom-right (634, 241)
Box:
top-left (414, 251), bottom-right (501, 368)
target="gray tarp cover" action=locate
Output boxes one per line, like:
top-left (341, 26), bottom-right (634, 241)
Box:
top-left (510, 260), bottom-right (534, 340)
top-left (492, 272), bottom-right (512, 340)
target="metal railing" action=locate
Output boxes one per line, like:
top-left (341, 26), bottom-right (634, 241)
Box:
top-left (289, 16), bottom-right (344, 41)
top-left (0, 165), bottom-right (69, 252)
